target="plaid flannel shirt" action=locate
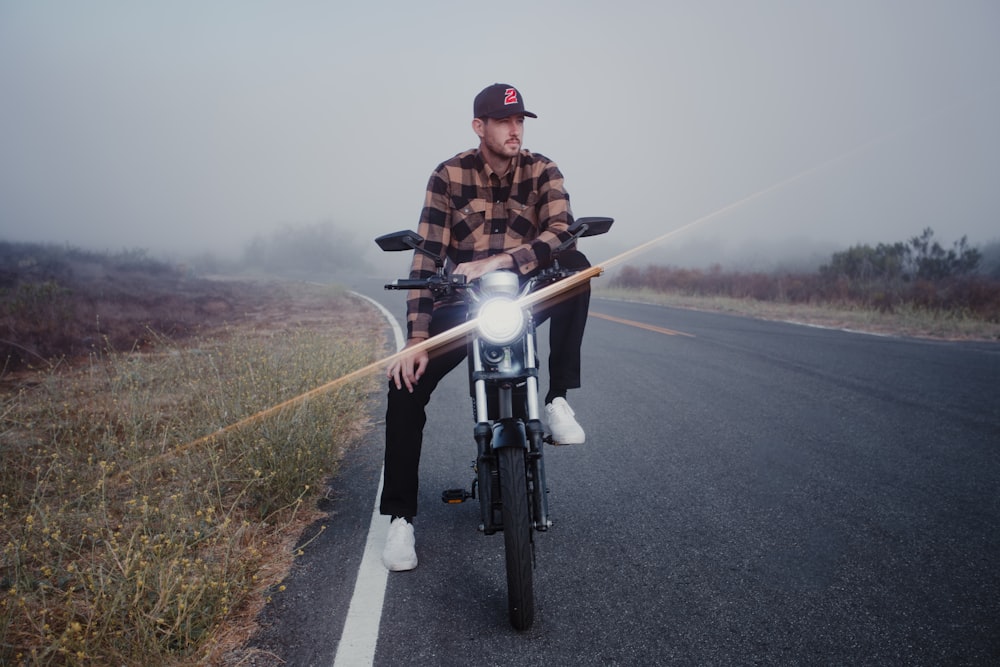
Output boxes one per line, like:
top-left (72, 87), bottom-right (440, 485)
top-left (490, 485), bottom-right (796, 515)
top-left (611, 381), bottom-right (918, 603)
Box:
top-left (405, 148), bottom-right (574, 340)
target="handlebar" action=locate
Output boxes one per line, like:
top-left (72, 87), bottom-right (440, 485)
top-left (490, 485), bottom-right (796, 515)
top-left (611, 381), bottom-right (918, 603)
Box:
top-left (385, 274), bottom-right (468, 292)
top-left (378, 217), bottom-right (613, 295)
top-left (386, 279), bottom-right (436, 290)
top-left (384, 263), bottom-right (581, 299)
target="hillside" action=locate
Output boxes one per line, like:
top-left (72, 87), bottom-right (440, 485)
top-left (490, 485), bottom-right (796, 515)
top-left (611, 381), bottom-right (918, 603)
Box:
top-left (1, 242), bottom-right (292, 372)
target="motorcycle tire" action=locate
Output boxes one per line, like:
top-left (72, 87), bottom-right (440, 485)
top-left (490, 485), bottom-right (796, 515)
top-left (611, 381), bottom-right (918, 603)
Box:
top-left (498, 446), bottom-right (534, 631)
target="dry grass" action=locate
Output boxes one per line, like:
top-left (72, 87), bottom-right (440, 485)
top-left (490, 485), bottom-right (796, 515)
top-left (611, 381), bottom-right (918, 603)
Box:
top-left (595, 287), bottom-right (1000, 341)
top-left (0, 282), bottom-right (385, 666)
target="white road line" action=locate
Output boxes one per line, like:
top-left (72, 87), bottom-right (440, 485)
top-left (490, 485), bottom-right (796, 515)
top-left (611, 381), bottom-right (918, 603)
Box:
top-left (353, 291), bottom-right (405, 353)
top-left (333, 292), bottom-right (403, 667)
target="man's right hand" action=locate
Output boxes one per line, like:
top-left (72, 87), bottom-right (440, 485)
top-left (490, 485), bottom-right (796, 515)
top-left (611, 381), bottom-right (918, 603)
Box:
top-left (387, 338), bottom-right (429, 393)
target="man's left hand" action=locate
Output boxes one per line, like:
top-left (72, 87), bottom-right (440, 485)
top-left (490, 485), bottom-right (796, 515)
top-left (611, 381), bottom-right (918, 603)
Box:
top-left (452, 253), bottom-right (515, 282)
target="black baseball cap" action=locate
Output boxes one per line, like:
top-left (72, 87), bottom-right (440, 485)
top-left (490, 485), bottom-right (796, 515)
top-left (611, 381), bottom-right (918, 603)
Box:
top-left (473, 83), bottom-right (537, 119)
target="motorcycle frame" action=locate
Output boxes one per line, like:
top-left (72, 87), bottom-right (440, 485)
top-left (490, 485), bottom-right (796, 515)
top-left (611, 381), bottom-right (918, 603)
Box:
top-left (468, 294), bottom-right (550, 536)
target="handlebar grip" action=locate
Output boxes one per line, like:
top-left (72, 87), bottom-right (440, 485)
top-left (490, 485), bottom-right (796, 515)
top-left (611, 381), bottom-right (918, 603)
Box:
top-left (385, 279), bottom-right (430, 290)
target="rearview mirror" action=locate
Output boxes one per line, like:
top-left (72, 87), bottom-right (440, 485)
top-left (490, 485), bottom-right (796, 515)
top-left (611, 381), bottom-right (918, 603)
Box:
top-left (375, 230), bottom-right (425, 252)
top-left (569, 217), bottom-right (614, 238)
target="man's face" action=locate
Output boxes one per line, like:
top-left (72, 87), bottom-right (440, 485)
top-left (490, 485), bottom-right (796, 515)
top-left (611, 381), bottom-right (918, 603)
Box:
top-left (476, 115), bottom-right (525, 161)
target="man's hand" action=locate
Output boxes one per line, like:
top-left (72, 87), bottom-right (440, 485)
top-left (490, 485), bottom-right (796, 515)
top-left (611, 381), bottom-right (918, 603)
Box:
top-left (388, 255), bottom-right (513, 392)
top-left (387, 338), bottom-right (429, 393)
top-left (452, 253), bottom-right (514, 282)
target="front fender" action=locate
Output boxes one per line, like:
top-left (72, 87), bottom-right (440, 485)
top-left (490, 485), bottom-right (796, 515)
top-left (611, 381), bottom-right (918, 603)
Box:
top-left (491, 419), bottom-right (527, 450)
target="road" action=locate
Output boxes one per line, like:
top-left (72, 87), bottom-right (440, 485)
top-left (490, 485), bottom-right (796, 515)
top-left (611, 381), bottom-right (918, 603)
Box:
top-left (250, 287), bottom-right (1000, 666)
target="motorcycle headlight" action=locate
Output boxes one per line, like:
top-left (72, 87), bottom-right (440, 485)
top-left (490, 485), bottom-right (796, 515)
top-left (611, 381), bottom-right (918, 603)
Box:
top-left (476, 297), bottom-right (525, 345)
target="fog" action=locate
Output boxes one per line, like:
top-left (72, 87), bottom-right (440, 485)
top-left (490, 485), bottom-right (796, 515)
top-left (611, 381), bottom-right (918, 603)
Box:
top-left (2, 1), bottom-right (998, 272)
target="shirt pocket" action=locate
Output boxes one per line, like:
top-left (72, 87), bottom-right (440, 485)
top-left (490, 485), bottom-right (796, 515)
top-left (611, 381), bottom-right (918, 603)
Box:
top-left (506, 191), bottom-right (539, 240)
top-left (451, 197), bottom-right (488, 248)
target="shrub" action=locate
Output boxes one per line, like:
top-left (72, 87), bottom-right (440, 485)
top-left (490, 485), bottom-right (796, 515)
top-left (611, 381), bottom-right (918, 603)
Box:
top-left (608, 230), bottom-right (1000, 323)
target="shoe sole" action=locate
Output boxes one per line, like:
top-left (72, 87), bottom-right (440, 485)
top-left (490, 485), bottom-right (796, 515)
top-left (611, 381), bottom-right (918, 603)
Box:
top-left (385, 559), bottom-right (418, 572)
top-left (547, 437), bottom-right (585, 446)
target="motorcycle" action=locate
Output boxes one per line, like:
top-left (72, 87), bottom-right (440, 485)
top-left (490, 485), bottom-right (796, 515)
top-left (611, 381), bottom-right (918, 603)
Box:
top-left (375, 216), bottom-right (613, 630)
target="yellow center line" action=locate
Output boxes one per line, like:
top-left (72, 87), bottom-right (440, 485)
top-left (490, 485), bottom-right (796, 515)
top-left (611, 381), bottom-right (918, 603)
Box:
top-left (590, 311), bottom-right (695, 338)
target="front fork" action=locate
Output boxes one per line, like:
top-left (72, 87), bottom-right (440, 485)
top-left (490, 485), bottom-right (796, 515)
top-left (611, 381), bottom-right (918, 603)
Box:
top-left (472, 336), bottom-right (550, 534)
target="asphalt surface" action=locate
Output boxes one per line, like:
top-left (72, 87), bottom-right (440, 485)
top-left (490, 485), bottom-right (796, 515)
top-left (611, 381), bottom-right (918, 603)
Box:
top-left (251, 289), bottom-right (1000, 666)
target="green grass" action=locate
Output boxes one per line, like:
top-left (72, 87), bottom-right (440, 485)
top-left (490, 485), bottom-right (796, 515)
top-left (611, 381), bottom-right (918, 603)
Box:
top-left (1, 313), bottom-right (380, 665)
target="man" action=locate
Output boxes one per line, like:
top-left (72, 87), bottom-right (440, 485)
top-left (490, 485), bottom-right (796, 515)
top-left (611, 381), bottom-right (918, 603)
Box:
top-left (381, 83), bottom-right (593, 571)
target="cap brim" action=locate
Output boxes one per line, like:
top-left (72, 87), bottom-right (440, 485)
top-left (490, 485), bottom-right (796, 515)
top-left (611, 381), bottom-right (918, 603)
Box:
top-left (486, 110), bottom-right (537, 119)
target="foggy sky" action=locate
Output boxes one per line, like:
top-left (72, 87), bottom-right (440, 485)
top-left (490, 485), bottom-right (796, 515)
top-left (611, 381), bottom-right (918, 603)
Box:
top-left (2, 1), bottom-right (998, 270)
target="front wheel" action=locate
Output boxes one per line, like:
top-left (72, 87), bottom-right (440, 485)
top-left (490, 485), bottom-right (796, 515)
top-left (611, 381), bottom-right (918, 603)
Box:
top-left (498, 446), bottom-right (534, 630)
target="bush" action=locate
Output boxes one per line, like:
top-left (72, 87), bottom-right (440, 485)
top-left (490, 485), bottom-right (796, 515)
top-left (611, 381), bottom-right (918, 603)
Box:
top-left (240, 222), bottom-right (373, 277)
top-left (608, 230), bottom-right (1000, 323)
top-left (608, 266), bottom-right (1000, 322)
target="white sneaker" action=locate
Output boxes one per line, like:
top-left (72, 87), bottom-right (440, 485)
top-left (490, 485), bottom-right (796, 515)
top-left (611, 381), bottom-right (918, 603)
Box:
top-left (544, 397), bottom-right (586, 445)
top-left (382, 517), bottom-right (417, 571)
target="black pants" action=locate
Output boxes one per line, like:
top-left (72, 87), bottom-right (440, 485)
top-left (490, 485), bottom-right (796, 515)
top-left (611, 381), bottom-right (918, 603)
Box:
top-left (380, 251), bottom-right (591, 518)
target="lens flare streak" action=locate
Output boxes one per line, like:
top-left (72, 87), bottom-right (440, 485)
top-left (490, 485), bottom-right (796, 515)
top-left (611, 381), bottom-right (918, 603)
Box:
top-left (168, 109), bottom-right (950, 458)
